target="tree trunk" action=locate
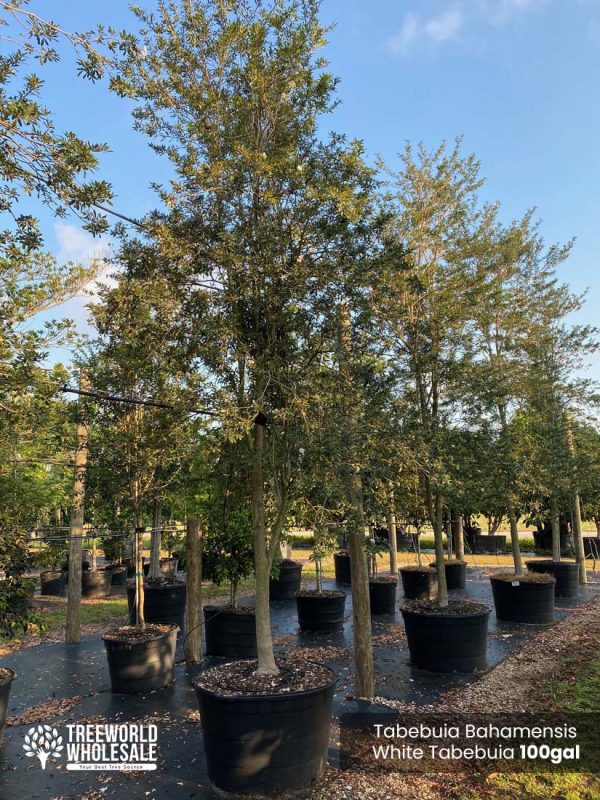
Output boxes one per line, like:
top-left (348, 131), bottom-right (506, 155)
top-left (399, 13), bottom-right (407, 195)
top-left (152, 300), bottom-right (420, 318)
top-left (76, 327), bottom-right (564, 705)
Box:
top-left (91, 536), bottom-right (97, 571)
top-left (550, 497), bottom-right (561, 562)
top-left (572, 491), bottom-right (588, 585)
top-left (184, 517), bottom-right (203, 664)
top-left (507, 502), bottom-right (523, 577)
top-left (149, 498), bottom-right (162, 579)
top-left (387, 494), bottom-right (398, 576)
top-left (134, 509), bottom-right (145, 628)
top-left (251, 416), bottom-right (278, 675)
top-left (452, 512), bottom-right (465, 562)
top-left (432, 490), bottom-right (448, 607)
top-left (66, 371), bottom-right (89, 644)
top-left (445, 517), bottom-right (453, 558)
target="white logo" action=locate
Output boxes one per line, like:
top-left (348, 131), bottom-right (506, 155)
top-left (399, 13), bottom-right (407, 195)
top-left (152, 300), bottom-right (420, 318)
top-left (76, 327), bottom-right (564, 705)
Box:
top-left (23, 725), bottom-right (64, 770)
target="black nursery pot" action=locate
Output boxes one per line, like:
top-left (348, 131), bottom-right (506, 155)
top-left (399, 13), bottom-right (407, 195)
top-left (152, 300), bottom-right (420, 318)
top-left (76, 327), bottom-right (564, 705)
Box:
top-left (474, 534), bottom-right (507, 554)
top-left (195, 668), bottom-right (336, 796)
top-left (369, 577), bottom-right (398, 615)
top-left (109, 566), bottom-right (128, 587)
top-left (430, 560), bottom-right (467, 590)
top-left (40, 569), bottom-right (66, 596)
top-left (490, 576), bottom-right (555, 624)
top-left (81, 569), bottom-right (112, 599)
top-left (203, 606), bottom-right (257, 658)
top-left (401, 601), bottom-right (490, 672)
top-left (127, 580), bottom-right (187, 631)
top-left (0, 668), bottom-right (15, 744)
top-left (334, 552), bottom-right (352, 584)
top-left (102, 624), bottom-right (178, 693)
top-left (296, 591), bottom-right (346, 633)
top-left (269, 560), bottom-right (303, 600)
top-left (400, 567), bottom-right (437, 600)
top-left (526, 560), bottom-right (579, 598)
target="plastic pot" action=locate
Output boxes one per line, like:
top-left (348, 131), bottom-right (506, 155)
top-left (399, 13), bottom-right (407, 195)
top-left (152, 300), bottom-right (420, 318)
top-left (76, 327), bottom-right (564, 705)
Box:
top-left (143, 558), bottom-right (178, 578)
top-left (204, 606), bottom-right (257, 658)
top-left (490, 576), bottom-right (555, 623)
top-left (399, 567), bottom-right (437, 600)
top-left (127, 580), bottom-right (187, 631)
top-left (368, 578), bottom-right (397, 615)
top-left (401, 602), bottom-right (490, 672)
top-left (474, 534), bottom-right (507, 554)
top-left (81, 569), bottom-right (112, 599)
top-left (102, 625), bottom-right (178, 693)
top-left (333, 552), bottom-right (352, 584)
top-left (0, 668), bottom-right (15, 744)
top-left (429, 560), bottom-right (467, 590)
top-left (109, 566), bottom-right (128, 587)
top-left (296, 591), bottom-right (346, 633)
top-left (525, 560), bottom-right (579, 598)
top-left (40, 569), bottom-right (66, 597)
top-left (195, 667), bottom-right (336, 796)
top-left (269, 560), bottom-right (303, 600)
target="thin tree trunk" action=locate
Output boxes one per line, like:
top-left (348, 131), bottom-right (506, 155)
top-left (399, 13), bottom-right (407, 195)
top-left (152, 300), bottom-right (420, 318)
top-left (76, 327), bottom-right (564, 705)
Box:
top-left (507, 503), bottom-right (523, 577)
top-left (445, 517), bottom-right (453, 558)
top-left (91, 536), bottom-right (97, 571)
top-left (134, 509), bottom-right (145, 629)
top-left (66, 371), bottom-right (89, 644)
top-left (149, 498), bottom-right (162, 578)
top-left (251, 416), bottom-right (278, 675)
top-left (572, 491), bottom-right (587, 585)
top-left (184, 517), bottom-right (203, 664)
top-left (550, 497), bottom-right (561, 562)
top-left (452, 512), bottom-right (465, 562)
top-left (432, 490), bottom-right (448, 607)
top-left (387, 494), bottom-right (398, 576)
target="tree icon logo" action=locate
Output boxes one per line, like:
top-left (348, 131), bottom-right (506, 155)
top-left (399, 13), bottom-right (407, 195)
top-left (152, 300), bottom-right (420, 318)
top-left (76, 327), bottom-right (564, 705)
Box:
top-left (23, 725), bottom-right (64, 769)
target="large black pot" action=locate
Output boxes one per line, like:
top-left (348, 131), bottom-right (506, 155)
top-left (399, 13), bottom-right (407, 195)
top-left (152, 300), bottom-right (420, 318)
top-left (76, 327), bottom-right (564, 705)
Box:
top-left (333, 552), bottom-right (351, 584)
top-left (40, 569), bottom-right (66, 596)
top-left (81, 569), bottom-right (112, 599)
top-left (127, 580), bottom-right (187, 630)
top-left (195, 667), bottom-right (336, 796)
top-left (474, 534), bottom-right (507, 554)
top-left (430, 560), bottom-right (467, 590)
top-left (583, 537), bottom-right (600, 558)
top-left (109, 566), bottom-right (127, 587)
top-left (204, 606), bottom-right (257, 658)
top-left (102, 625), bottom-right (178, 693)
top-left (296, 591), bottom-right (346, 633)
top-left (490, 575), bottom-right (555, 624)
top-left (400, 567), bottom-right (437, 600)
top-left (369, 578), bottom-right (397, 615)
top-left (0, 668), bottom-right (15, 744)
top-left (269, 560), bottom-right (303, 600)
top-left (143, 558), bottom-right (178, 578)
top-left (526, 560), bottom-right (579, 598)
top-left (401, 601), bottom-right (490, 672)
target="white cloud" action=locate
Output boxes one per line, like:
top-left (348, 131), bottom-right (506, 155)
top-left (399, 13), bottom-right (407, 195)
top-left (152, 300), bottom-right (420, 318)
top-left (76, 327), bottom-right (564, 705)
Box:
top-left (54, 222), bottom-right (111, 266)
top-left (387, 0), bottom-right (550, 56)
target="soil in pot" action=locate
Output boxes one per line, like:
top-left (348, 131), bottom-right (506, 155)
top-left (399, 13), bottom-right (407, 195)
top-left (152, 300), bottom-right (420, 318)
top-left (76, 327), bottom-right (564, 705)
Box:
top-left (81, 568), bottom-right (112, 599)
top-left (400, 599), bottom-right (490, 673)
top-left (399, 566), bottom-right (437, 600)
top-left (296, 589), bottom-right (346, 633)
top-left (369, 576), bottom-right (398, 615)
top-left (194, 659), bottom-right (336, 796)
top-left (269, 559), bottom-right (303, 600)
top-left (490, 572), bottom-right (555, 624)
top-left (526, 560), bottom-right (579, 598)
top-left (204, 605), bottom-right (257, 658)
top-left (102, 623), bottom-right (178, 693)
top-left (126, 578), bottom-right (186, 631)
top-left (0, 668), bottom-right (15, 744)
top-left (40, 569), bottom-right (66, 596)
top-left (429, 559), bottom-right (467, 590)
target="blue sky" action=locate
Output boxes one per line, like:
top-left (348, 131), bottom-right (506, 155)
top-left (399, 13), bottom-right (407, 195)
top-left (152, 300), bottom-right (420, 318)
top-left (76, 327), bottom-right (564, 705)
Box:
top-left (14, 0), bottom-right (600, 373)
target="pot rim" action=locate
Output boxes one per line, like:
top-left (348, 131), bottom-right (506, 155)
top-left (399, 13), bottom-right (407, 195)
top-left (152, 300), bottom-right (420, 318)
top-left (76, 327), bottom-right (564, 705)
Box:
top-left (490, 574), bottom-right (555, 585)
top-left (400, 602), bottom-right (490, 619)
top-left (526, 559), bottom-right (578, 569)
top-left (102, 623), bottom-right (179, 644)
top-left (203, 604), bottom-right (255, 614)
top-left (193, 661), bottom-right (337, 702)
top-left (294, 589), bottom-right (346, 599)
top-left (0, 667), bottom-right (16, 685)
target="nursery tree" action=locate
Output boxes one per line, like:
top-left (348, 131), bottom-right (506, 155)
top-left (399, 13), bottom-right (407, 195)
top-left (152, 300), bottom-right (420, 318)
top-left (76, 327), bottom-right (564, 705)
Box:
top-left (111, 0), bottom-right (376, 676)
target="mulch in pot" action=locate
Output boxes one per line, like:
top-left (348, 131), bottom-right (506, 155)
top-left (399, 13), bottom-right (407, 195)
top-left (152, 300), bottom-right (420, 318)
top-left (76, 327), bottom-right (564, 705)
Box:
top-left (102, 623), bottom-right (178, 643)
top-left (194, 658), bottom-right (334, 697)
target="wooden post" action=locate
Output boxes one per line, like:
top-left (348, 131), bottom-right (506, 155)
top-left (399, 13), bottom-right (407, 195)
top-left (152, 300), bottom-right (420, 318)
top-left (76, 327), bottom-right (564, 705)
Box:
top-left (184, 517), bottom-right (203, 664)
top-left (66, 371), bottom-right (89, 644)
top-left (387, 495), bottom-right (398, 576)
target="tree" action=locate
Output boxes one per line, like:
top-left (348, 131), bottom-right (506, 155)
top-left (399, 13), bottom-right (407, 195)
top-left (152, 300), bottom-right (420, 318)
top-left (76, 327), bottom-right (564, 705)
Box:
top-left (111, 0), bottom-right (376, 677)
